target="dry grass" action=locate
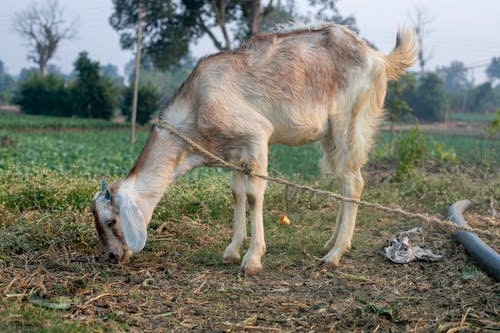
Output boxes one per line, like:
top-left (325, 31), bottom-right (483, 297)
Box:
top-left (1, 175), bottom-right (498, 332)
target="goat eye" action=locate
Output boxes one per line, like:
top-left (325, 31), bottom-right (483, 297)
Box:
top-left (106, 219), bottom-right (116, 227)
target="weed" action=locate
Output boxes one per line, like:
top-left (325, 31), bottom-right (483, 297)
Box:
top-left (394, 126), bottom-right (427, 179)
top-left (488, 108), bottom-right (500, 137)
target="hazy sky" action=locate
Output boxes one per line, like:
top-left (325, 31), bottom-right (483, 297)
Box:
top-left (1, 0), bottom-right (499, 83)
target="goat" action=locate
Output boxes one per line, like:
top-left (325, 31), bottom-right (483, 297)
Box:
top-left (92, 23), bottom-right (417, 274)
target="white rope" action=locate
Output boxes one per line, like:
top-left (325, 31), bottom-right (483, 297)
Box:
top-left (154, 119), bottom-right (498, 238)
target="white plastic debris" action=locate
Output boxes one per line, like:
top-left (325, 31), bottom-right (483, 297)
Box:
top-left (382, 227), bottom-right (443, 264)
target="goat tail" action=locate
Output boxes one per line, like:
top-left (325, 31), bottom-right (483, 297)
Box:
top-left (384, 27), bottom-right (418, 80)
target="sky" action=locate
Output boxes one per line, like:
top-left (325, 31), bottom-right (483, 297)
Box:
top-left (1, 0), bottom-right (499, 83)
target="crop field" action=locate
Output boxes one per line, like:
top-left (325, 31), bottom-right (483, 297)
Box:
top-left (450, 113), bottom-right (494, 123)
top-left (0, 115), bottom-right (499, 332)
top-left (0, 113), bottom-right (130, 130)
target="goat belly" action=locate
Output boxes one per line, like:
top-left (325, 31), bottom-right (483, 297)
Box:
top-left (269, 125), bottom-right (328, 146)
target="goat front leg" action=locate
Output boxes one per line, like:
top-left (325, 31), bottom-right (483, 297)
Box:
top-left (240, 149), bottom-right (268, 275)
top-left (321, 199), bottom-right (343, 255)
top-left (321, 169), bottom-right (364, 267)
top-left (223, 171), bottom-right (247, 264)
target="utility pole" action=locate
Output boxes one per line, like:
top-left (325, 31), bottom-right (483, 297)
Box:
top-left (130, 1), bottom-right (143, 144)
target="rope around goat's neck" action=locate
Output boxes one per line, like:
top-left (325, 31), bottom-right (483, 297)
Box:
top-left (153, 119), bottom-right (498, 238)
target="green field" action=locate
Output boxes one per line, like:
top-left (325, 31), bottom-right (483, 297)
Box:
top-left (0, 115), bottom-right (499, 332)
top-left (450, 113), bottom-right (494, 123)
top-left (0, 113), bottom-right (130, 130)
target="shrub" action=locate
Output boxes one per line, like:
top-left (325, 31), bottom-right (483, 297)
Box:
top-left (488, 108), bottom-right (500, 137)
top-left (15, 73), bottom-right (71, 116)
top-left (121, 83), bottom-right (159, 125)
top-left (394, 126), bottom-right (427, 179)
top-left (406, 72), bottom-right (448, 122)
top-left (69, 52), bottom-right (117, 120)
top-left (393, 126), bottom-right (459, 179)
top-left (430, 141), bottom-right (457, 163)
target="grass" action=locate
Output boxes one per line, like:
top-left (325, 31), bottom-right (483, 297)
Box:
top-left (450, 113), bottom-right (494, 123)
top-left (423, 134), bottom-right (499, 164)
top-left (0, 130), bottom-right (147, 176)
top-left (0, 113), bottom-right (129, 130)
top-left (375, 132), bottom-right (499, 167)
top-left (0, 116), bottom-right (499, 332)
top-left (2, 129), bottom-right (497, 179)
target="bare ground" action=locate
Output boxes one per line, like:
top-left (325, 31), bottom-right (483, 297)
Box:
top-left (1, 208), bottom-right (498, 332)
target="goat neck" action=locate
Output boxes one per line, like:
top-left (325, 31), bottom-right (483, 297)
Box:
top-left (123, 124), bottom-right (206, 225)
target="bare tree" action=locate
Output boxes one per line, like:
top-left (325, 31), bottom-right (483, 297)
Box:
top-left (13, 0), bottom-right (78, 77)
top-left (410, 6), bottom-right (433, 74)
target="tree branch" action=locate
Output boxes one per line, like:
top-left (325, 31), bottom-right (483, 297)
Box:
top-left (198, 17), bottom-right (224, 51)
top-left (13, 0), bottom-right (78, 76)
top-left (210, 0), bottom-right (231, 49)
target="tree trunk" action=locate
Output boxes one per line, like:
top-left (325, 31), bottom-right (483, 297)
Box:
top-left (131, 2), bottom-right (143, 144)
top-left (211, 0), bottom-right (231, 50)
top-left (40, 63), bottom-right (47, 78)
top-left (250, 0), bottom-right (261, 36)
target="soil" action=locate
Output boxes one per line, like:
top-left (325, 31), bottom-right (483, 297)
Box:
top-left (2, 212), bottom-right (498, 332)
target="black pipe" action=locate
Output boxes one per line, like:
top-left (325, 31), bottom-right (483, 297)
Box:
top-left (448, 200), bottom-right (500, 282)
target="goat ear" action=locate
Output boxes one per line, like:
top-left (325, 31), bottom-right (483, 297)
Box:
top-left (118, 193), bottom-right (147, 253)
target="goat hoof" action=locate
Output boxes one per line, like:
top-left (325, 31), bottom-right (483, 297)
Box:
top-left (222, 246), bottom-right (241, 264)
top-left (319, 259), bottom-right (339, 269)
top-left (240, 263), bottom-right (263, 275)
top-left (222, 253), bottom-right (241, 264)
top-left (320, 251), bottom-right (342, 268)
top-left (240, 257), bottom-right (263, 275)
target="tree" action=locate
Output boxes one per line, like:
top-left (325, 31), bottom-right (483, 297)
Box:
top-left (15, 73), bottom-right (71, 116)
top-left (125, 55), bottom-right (194, 101)
top-left (436, 61), bottom-right (471, 92)
top-left (259, 0), bottom-right (296, 33)
top-left (100, 64), bottom-right (125, 87)
top-left (121, 83), bottom-right (159, 125)
top-left (466, 82), bottom-right (495, 113)
top-left (18, 67), bottom-right (40, 82)
top-left (410, 6), bottom-right (433, 74)
top-left (408, 72), bottom-right (448, 122)
top-left (13, 0), bottom-right (77, 77)
top-left (486, 56), bottom-right (500, 82)
top-left (0, 60), bottom-right (16, 103)
top-left (46, 64), bottom-right (65, 77)
top-left (304, 0), bottom-right (357, 31)
top-left (436, 61), bottom-right (472, 115)
top-left (385, 72), bottom-right (415, 147)
top-left (70, 52), bottom-right (117, 119)
top-left (110, 0), bottom-right (353, 70)
top-left (110, 0), bottom-right (272, 70)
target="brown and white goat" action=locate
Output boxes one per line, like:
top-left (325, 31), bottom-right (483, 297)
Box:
top-left (92, 24), bottom-right (416, 274)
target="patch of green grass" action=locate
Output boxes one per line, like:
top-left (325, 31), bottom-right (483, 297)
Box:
top-left (376, 132), bottom-right (499, 167)
top-left (424, 134), bottom-right (499, 165)
top-left (0, 113), bottom-right (130, 129)
top-left (0, 130), bottom-right (148, 177)
top-left (268, 143), bottom-right (322, 181)
top-left (450, 113), bottom-right (493, 123)
top-left (0, 300), bottom-right (124, 332)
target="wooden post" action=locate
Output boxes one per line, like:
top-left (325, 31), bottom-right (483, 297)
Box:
top-left (130, 1), bottom-right (143, 144)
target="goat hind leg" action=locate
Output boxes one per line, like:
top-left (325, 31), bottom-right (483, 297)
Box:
top-left (319, 136), bottom-right (343, 256)
top-left (223, 171), bottom-right (248, 264)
